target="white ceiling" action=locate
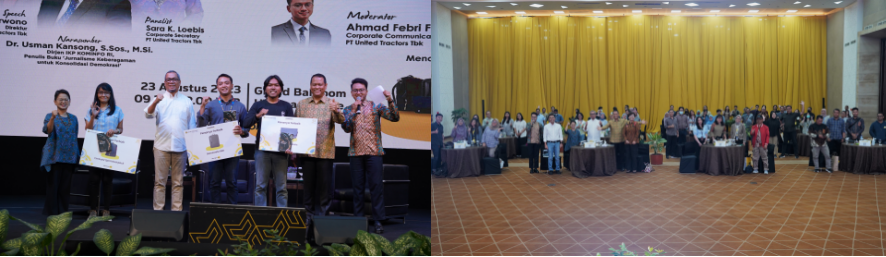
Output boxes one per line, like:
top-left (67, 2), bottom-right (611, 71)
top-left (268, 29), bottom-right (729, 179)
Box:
top-left (434, 0), bottom-right (856, 17)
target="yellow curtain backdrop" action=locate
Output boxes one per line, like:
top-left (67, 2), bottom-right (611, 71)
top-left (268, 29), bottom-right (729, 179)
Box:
top-left (468, 16), bottom-right (826, 134)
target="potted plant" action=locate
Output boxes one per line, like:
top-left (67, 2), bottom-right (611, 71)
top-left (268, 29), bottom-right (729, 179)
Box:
top-left (644, 132), bottom-right (667, 165)
top-left (450, 108), bottom-right (468, 124)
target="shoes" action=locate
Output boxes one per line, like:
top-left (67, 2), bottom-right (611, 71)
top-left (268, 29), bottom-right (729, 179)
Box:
top-left (826, 169), bottom-right (832, 173)
top-left (548, 171), bottom-right (554, 175)
top-left (88, 210), bottom-right (97, 220)
top-left (753, 170), bottom-right (758, 174)
top-left (530, 169), bottom-right (538, 174)
top-left (764, 170), bottom-right (769, 174)
top-left (374, 221), bottom-right (384, 234)
top-left (795, 155), bottom-right (799, 159)
top-left (814, 169), bottom-right (820, 173)
top-left (555, 170), bottom-right (561, 175)
top-left (102, 210), bottom-right (112, 222)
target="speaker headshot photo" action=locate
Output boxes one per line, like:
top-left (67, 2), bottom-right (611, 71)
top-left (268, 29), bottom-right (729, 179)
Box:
top-left (37, 0), bottom-right (132, 31)
top-left (271, 0), bottom-right (331, 46)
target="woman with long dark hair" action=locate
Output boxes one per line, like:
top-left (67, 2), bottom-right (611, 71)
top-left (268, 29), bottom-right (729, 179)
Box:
top-left (84, 83), bottom-right (125, 220)
top-left (765, 111), bottom-right (782, 154)
top-left (468, 118), bottom-right (483, 144)
top-left (501, 111), bottom-right (514, 137)
top-left (513, 113), bottom-right (527, 156)
top-left (709, 115), bottom-right (726, 141)
top-left (41, 89), bottom-right (79, 216)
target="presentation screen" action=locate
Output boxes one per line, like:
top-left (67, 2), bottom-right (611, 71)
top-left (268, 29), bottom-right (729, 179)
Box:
top-left (0, 0), bottom-right (431, 150)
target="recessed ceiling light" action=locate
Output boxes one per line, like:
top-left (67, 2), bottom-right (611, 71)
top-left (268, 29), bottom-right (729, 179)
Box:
top-left (835, 1), bottom-right (843, 3)
top-left (786, 10), bottom-right (798, 13)
top-left (710, 10), bottom-right (720, 12)
top-left (454, 6), bottom-right (461, 9)
top-left (623, 5), bottom-right (629, 7)
top-left (510, 3), bottom-right (518, 6)
top-left (593, 10), bottom-right (604, 13)
top-left (554, 11), bottom-right (565, 14)
top-left (685, 3), bottom-right (698, 7)
top-left (663, 2), bottom-right (669, 4)
top-left (804, 4), bottom-right (811, 7)
top-left (486, 6), bottom-right (495, 8)
top-left (729, 4), bottom-right (735, 7)
top-left (747, 2), bottom-right (760, 6)
top-left (515, 11), bottom-right (525, 14)
top-left (561, 6), bottom-right (568, 8)
top-left (605, 2), bottom-right (612, 5)
top-left (748, 10), bottom-right (759, 13)
top-left (476, 12), bottom-right (487, 14)
top-left (794, 1), bottom-right (801, 4)
top-left (529, 4), bottom-right (543, 8)
top-left (463, 3), bottom-right (470, 6)
top-left (671, 10), bottom-right (681, 13)
top-left (632, 10), bottom-right (642, 13)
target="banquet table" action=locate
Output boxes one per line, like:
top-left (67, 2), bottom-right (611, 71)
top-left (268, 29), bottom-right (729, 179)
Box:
top-left (698, 145), bottom-right (745, 176)
top-left (839, 144), bottom-right (886, 175)
top-left (568, 146), bottom-right (618, 177)
top-left (442, 146), bottom-right (487, 178)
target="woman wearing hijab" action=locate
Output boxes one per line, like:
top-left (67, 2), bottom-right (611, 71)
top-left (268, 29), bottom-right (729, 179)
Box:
top-left (451, 117), bottom-right (469, 142)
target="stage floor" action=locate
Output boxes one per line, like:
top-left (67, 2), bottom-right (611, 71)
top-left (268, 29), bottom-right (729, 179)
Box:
top-left (0, 196), bottom-right (430, 255)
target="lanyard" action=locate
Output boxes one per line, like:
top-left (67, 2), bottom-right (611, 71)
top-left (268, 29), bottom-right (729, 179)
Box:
top-left (219, 98), bottom-right (234, 112)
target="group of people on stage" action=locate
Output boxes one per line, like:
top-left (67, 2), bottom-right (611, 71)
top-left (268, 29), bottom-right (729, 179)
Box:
top-left (430, 102), bottom-right (886, 176)
top-left (40, 71), bottom-right (399, 239)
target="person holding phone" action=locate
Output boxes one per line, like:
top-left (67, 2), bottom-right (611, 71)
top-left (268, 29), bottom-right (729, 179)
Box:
top-left (197, 74), bottom-right (249, 205)
top-left (41, 89), bottom-right (79, 216)
top-left (84, 83), bottom-right (124, 220)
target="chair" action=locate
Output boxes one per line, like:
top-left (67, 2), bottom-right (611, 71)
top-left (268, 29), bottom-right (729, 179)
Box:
top-left (329, 163), bottom-right (410, 222)
top-left (198, 159), bottom-right (256, 204)
top-left (69, 163), bottom-right (139, 211)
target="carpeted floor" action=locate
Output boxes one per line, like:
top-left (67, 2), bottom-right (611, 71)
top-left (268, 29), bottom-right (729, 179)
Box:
top-left (432, 156), bottom-right (885, 256)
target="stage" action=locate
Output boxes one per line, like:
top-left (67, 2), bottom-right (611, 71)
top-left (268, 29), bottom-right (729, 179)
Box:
top-left (0, 196), bottom-right (430, 256)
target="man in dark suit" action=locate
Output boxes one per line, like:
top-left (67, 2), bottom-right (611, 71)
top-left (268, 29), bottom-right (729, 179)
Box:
top-left (271, 0), bottom-right (331, 46)
top-left (38, 0), bottom-right (131, 30)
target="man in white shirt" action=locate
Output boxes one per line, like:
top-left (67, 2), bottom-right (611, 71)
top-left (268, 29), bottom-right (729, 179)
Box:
top-left (543, 114), bottom-right (563, 175)
top-left (586, 110), bottom-right (602, 142)
top-left (270, 0), bottom-right (331, 46)
top-left (820, 108), bottom-right (830, 125)
top-left (144, 70), bottom-right (197, 211)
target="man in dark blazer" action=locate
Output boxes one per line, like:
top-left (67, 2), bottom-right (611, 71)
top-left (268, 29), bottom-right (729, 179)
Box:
top-left (38, 0), bottom-right (131, 30)
top-left (271, 0), bottom-right (331, 46)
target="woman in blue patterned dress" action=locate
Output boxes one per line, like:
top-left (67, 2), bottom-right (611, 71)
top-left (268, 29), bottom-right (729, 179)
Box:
top-left (41, 89), bottom-right (79, 215)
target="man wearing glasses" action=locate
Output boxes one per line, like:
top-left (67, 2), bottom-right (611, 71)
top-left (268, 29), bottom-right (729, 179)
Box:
top-left (341, 78), bottom-right (399, 234)
top-left (144, 70), bottom-right (197, 211)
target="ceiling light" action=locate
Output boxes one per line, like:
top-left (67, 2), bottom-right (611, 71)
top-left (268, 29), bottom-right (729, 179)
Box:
top-left (476, 12), bottom-right (487, 14)
top-left (663, 2), bottom-right (669, 4)
top-left (804, 4), bottom-right (811, 7)
top-left (515, 11), bottom-right (525, 14)
top-left (529, 4), bottom-right (543, 8)
top-left (747, 2), bottom-right (760, 6)
top-left (463, 3), bottom-right (470, 6)
top-left (633, 10), bottom-right (642, 13)
top-left (605, 2), bottom-right (612, 5)
top-left (561, 6), bottom-right (568, 8)
top-left (554, 11), bottom-right (564, 14)
top-left (623, 5), bottom-right (629, 7)
top-left (510, 3), bottom-right (518, 6)
top-left (593, 10), bottom-right (604, 13)
top-left (710, 10), bottom-right (720, 12)
top-left (835, 1), bottom-right (843, 3)
top-left (729, 4), bottom-right (735, 7)
top-left (794, 1), bottom-right (801, 4)
top-left (453, 7), bottom-right (461, 9)
top-left (486, 6), bottom-right (495, 8)
top-left (671, 10), bottom-right (681, 13)
top-left (786, 10), bottom-right (798, 13)
top-left (685, 3), bottom-right (698, 7)
top-left (748, 10), bottom-right (759, 13)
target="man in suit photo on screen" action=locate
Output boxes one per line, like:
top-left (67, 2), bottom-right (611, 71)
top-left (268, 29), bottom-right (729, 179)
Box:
top-left (38, 0), bottom-right (131, 30)
top-left (271, 0), bottom-right (331, 46)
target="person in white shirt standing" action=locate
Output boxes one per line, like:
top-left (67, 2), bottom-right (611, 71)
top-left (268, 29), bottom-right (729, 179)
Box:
top-left (144, 70), bottom-right (197, 211)
top-left (585, 110), bottom-right (603, 142)
top-left (543, 114), bottom-right (563, 175)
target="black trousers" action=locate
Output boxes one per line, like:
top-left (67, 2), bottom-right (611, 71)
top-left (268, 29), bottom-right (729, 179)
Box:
top-left (828, 139), bottom-right (841, 156)
top-left (563, 150), bottom-right (571, 169)
top-left (676, 129), bottom-right (688, 157)
top-left (350, 156), bottom-right (385, 221)
top-left (783, 131), bottom-right (797, 155)
top-left (300, 157), bottom-right (332, 240)
top-left (666, 134), bottom-right (678, 157)
top-left (614, 142), bottom-right (626, 170)
top-left (516, 137), bottom-right (527, 156)
top-left (625, 144), bottom-right (639, 171)
top-left (528, 143), bottom-right (541, 169)
top-left (44, 163), bottom-right (75, 215)
top-left (431, 144), bottom-right (442, 170)
top-left (88, 167), bottom-right (114, 211)
top-left (778, 133), bottom-right (785, 154)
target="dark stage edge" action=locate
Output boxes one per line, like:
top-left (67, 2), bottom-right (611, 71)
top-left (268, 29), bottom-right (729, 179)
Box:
top-left (0, 196), bottom-right (431, 256)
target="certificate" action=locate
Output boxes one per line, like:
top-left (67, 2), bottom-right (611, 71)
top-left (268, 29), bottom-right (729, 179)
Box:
top-left (184, 121), bottom-right (244, 166)
top-left (79, 129), bottom-right (142, 174)
top-left (257, 116), bottom-right (318, 154)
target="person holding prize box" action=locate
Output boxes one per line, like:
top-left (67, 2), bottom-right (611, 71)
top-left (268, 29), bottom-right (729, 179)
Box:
top-left (243, 75), bottom-right (294, 207)
top-left (295, 73), bottom-right (344, 244)
top-left (197, 74), bottom-right (249, 205)
top-left (84, 83), bottom-right (125, 220)
top-left (341, 78), bottom-right (399, 234)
